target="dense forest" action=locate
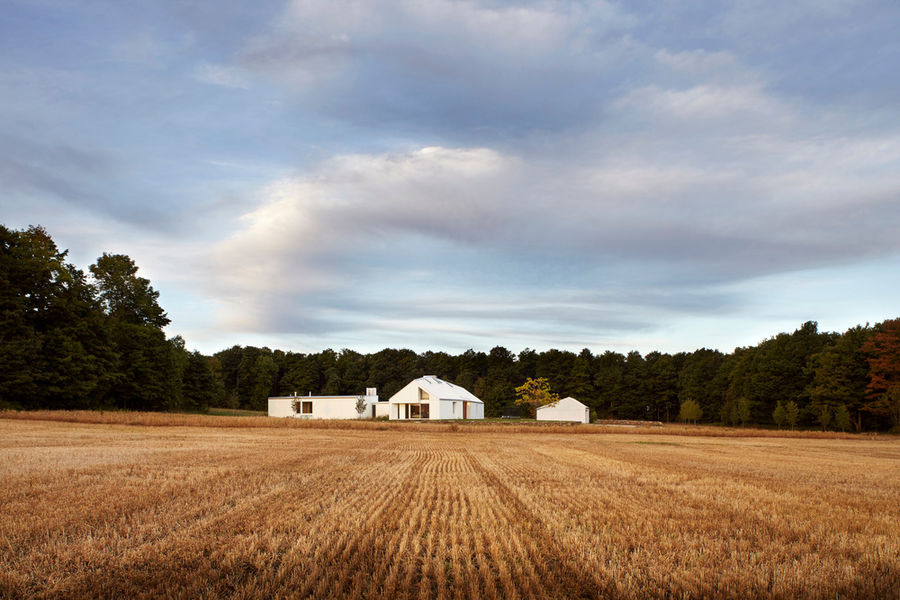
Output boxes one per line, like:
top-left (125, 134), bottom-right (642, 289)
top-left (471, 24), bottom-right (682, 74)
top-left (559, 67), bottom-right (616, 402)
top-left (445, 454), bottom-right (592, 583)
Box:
top-left (2, 224), bottom-right (899, 431)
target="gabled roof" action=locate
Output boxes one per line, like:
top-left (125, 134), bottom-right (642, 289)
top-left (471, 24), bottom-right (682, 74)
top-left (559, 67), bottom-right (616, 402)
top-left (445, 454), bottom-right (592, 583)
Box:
top-left (414, 376), bottom-right (484, 404)
top-left (536, 396), bottom-right (587, 410)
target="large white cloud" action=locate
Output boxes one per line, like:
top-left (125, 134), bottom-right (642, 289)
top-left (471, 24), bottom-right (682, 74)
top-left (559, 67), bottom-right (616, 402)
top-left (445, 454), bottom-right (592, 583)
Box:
top-left (209, 109), bottom-right (900, 348)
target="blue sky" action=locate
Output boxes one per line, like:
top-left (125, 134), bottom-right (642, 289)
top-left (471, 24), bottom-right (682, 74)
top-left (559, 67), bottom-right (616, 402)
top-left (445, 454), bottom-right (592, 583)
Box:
top-left (3, 0), bottom-right (899, 355)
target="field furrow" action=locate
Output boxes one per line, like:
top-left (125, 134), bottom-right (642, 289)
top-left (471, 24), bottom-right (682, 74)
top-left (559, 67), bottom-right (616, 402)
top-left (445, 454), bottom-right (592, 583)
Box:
top-left (1, 420), bottom-right (899, 599)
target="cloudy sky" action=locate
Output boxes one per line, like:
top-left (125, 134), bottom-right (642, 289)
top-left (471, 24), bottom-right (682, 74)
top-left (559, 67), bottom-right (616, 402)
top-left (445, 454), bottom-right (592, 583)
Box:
top-left (3, 0), bottom-right (899, 355)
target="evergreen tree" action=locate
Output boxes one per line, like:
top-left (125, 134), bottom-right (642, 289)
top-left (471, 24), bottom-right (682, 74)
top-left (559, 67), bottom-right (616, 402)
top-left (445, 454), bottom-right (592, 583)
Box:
top-left (180, 351), bottom-right (215, 412)
top-left (569, 349), bottom-right (596, 401)
top-left (620, 351), bottom-right (648, 419)
top-left (594, 351), bottom-right (624, 418)
top-left (679, 348), bottom-right (725, 422)
top-left (806, 325), bottom-right (872, 431)
top-left (645, 352), bottom-right (678, 421)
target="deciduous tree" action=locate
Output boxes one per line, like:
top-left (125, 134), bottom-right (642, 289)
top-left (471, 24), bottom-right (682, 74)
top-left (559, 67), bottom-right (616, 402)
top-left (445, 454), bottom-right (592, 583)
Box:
top-left (514, 377), bottom-right (558, 418)
top-left (678, 399), bottom-right (702, 424)
top-left (861, 319), bottom-right (900, 429)
top-left (834, 404), bottom-right (851, 432)
top-left (772, 402), bottom-right (786, 429)
top-left (785, 401), bottom-right (800, 430)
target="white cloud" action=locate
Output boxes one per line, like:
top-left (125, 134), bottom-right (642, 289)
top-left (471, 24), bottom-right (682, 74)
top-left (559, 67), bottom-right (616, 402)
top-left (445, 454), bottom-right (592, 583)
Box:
top-left (619, 84), bottom-right (789, 122)
top-left (205, 125), bottom-right (900, 345)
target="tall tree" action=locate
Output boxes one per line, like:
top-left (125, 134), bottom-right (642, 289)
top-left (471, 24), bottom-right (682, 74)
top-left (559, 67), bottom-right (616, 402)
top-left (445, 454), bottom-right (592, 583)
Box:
top-left (89, 252), bottom-right (175, 410)
top-left (481, 346), bottom-right (518, 417)
top-left (861, 319), bottom-right (900, 429)
top-left (645, 351), bottom-right (678, 421)
top-left (620, 351), bottom-right (648, 419)
top-left (679, 348), bottom-right (726, 423)
top-left (0, 226), bottom-right (115, 409)
top-left (594, 351), bottom-right (625, 418)
top-left (569, 349), bottom-right (596, 401)
top-left (806, 325), bottom-right (872, 431)
top-left (90, 253), bottom-right (169, 328)
top-left (181, 351), bottom-right (217, 412)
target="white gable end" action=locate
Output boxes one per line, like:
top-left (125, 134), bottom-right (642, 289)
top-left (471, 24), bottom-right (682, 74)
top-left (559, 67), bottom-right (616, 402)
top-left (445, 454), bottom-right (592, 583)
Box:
top-left (387, 376), bottom-right (484, 420)
top-left (536, 396), bottom-right (590, 423)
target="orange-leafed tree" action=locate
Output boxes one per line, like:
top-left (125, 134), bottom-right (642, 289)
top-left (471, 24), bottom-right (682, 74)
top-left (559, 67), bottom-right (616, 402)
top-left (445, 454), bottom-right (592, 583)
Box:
top-left (861, 318), bottom-right (900, 429)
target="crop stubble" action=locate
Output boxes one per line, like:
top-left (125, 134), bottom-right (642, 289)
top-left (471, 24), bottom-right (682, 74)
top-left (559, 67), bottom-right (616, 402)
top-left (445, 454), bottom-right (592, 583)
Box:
top-left (1, 419), bottom-right (898, 599)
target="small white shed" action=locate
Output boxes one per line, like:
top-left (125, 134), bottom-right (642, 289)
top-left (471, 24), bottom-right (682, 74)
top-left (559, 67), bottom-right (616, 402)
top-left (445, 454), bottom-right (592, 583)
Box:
top-left (388, 376), bottom-right (484, 420)
top-left (268, 388), bottom-right (381, 419)
top-left (536, 396), bottom-right (590, 423)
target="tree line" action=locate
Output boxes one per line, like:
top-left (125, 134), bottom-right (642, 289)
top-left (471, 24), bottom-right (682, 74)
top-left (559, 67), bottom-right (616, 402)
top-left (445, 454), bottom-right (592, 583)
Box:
top-left (213, 319), bottom-right (899, 431)
top-left (0, 225), bottom-right (216, 413)
top-left (2, 224), bottom-right (898, 431)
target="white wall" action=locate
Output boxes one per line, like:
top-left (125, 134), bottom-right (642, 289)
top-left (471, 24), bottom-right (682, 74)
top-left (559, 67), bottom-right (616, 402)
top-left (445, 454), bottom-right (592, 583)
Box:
top-left (315, 397), bottom-right (365, 419)
top-left (536, 397), bottom-right (589, 423)
top-left (439, 400), bottom-right (456, 419)
top-left (388, 381), bottom-right (434, 420)
top-left (267, 396), bottom-right (373, 419)
top-left (468, 402), bottom-right (484, 420)
top-left (388, 380), bottom-right (485, 420)
top-left (268, 398), bottom-right (296, 418)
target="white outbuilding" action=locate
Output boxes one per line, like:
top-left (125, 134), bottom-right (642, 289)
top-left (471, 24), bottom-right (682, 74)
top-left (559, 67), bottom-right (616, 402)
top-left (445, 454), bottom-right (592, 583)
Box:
top-left (268, 388), bottom-right (381, 419)
top-left (388, 376), bottom-right (484, 420)
top-left (536, 396), bottom-right (590, 423)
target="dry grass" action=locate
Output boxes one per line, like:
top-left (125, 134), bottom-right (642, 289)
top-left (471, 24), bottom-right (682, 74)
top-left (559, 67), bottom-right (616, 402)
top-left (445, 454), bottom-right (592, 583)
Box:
top-left (0, 410), bottom-right (877, 439)
top-left (1, 417), bottom-right (898, 599)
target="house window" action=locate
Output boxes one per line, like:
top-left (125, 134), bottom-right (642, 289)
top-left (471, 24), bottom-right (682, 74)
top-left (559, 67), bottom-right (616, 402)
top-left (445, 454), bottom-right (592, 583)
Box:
top-left (301, 401), bottom-right (312, 414)
top-left (419, 388), bottom-right (430, 400)
top-left (407, 403), bottom-right (430, 419)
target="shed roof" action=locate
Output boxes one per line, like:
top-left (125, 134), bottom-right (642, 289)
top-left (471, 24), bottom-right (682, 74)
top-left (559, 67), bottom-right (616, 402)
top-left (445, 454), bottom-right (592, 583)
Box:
top-left (536, 396), bottom-right (587, 410)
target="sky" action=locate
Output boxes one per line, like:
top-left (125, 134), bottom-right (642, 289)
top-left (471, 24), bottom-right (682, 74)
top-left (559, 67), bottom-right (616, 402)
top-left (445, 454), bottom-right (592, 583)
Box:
top-left (2, 0), bottom-right (900, 356)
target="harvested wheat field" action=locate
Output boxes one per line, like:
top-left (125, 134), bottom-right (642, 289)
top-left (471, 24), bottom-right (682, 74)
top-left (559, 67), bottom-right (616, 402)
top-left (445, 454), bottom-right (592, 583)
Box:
top-left (1, 417), bottom-right (898, 599)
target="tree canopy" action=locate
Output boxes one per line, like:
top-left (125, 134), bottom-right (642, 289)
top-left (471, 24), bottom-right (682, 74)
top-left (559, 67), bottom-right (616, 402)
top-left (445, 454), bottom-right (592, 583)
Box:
top-left (514, 377), bottom-right (559, 417)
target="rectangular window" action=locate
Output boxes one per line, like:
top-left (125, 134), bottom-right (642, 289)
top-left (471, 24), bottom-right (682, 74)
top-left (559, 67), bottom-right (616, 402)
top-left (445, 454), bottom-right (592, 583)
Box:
top-left (421, 404), bottom-right (430, 419)
top-left (410, 404), bottom-right (421, 419)
top-left (301, 401), bottom-right (312, 414)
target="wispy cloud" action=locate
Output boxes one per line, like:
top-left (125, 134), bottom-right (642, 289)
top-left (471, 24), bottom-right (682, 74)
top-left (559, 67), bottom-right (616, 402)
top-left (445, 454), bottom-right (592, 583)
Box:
top-left (193, 62), bottom-right (250, 89)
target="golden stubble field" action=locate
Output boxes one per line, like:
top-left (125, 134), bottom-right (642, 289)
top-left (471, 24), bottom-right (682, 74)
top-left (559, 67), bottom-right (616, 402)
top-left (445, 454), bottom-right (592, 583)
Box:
top-left (1, 418), bottom-right (898, 599)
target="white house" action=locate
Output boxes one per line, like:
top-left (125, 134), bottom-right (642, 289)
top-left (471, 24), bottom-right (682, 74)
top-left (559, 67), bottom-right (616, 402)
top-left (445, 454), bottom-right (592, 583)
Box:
top-left (536, 396), bottom-right (590, 423)
top-left (388, 376), bottom-right (484, 420)
top-left (268, 388), bottom-right (380, 419)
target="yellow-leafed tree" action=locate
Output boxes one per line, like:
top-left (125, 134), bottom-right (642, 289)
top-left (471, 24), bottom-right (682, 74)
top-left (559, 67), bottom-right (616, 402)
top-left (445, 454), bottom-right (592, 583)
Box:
top-left (515, 377), bottom-right (559, 418)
